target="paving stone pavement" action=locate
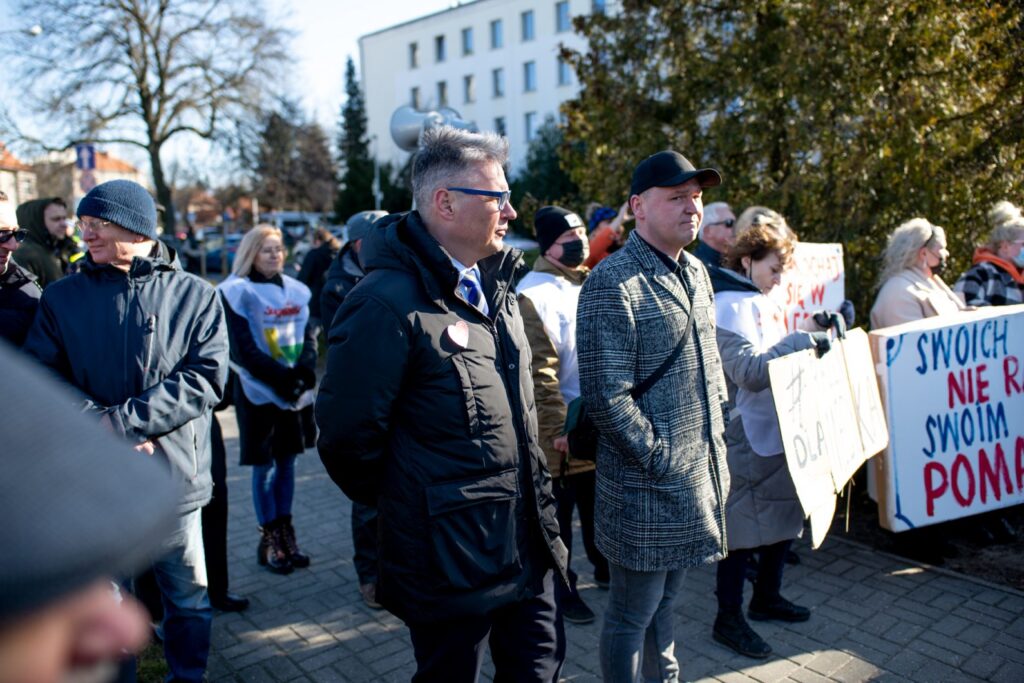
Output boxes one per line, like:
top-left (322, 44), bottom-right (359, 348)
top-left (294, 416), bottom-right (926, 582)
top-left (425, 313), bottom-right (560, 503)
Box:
top-left (208, 409), bottom-right (1024, 682)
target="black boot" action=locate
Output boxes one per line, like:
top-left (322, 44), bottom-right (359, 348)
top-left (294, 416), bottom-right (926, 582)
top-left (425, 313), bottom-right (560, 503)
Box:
top-left (257, 521), bottom-right (293, 575)
top-left (279, 514), bottom-right (311, 568)
top-left (748, 594), bottom-right (810, 622)
top-left (713, 610), bottom-right (772, 659)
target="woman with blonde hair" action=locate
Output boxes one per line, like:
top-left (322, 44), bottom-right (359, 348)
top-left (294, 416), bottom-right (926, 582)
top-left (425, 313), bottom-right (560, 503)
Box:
top-left (869, 218), bottom-right (968, 329)
top-left (954, 201), bottom-right (1024, 306)
top-left (218, 225), bottom-right (316, 574)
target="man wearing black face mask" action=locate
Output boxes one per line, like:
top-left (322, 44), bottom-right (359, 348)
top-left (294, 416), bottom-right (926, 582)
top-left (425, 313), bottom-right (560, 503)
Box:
top-left (517, 205), bottom-right (609, 626)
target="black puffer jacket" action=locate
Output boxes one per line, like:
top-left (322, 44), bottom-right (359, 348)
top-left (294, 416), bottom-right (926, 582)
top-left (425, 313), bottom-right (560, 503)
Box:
top-left (24, 243), bottom-right (228, 514)
top-left (0, 262), bottom-right (41, 346)
top-left (319, 242), bottom-right (363, 330)
top-left (316, 210), bottom-right (568, 622)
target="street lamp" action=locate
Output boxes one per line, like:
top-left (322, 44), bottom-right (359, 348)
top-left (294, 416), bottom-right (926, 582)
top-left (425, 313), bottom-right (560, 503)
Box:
top-left (0, 23), bottom-right (43, 37)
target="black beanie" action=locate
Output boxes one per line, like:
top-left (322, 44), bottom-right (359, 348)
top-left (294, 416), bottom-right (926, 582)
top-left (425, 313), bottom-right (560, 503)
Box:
top-left (77, 179), bottom-right (159, 240)
top-left (534, 206), bottom-right (584, 255)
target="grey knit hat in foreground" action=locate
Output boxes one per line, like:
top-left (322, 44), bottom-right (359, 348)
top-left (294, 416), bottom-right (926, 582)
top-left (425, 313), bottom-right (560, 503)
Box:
top-left (77, 179), bottom-right (159, 240)
top-left (0, 341), bottom-right (178, 625)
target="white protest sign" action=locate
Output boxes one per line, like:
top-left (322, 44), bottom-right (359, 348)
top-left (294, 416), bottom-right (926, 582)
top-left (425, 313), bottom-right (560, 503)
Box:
top-left (771, 243), bottom-right (845, 333)
top-left (869, 306), bottom-right (1024, 531)
top-left (769, 328), bottom-right (889, 546)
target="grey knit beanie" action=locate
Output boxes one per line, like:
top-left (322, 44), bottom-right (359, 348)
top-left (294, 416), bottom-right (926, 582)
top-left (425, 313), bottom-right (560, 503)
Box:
top-left (77, 179), bottom-right (158, 240)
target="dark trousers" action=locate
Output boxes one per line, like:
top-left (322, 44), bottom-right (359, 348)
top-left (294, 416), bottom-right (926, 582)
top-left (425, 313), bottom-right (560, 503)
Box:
top-left (552, 470), bottom-right (608, 598)
top-left (352, 500), bottom-right (379, 584)
top-left (201, 414), bottom-right (230, 599)
top-left (716, 539), bottom-right (791, 612)
top-left (406, 570), bottom-right (565, 683)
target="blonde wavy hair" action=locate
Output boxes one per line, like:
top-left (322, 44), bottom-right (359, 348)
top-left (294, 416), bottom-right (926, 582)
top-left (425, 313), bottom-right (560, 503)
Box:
top-left (232, 224), bottom-right (286, 278)
top-left (878, 218), bottom-right (945, 285)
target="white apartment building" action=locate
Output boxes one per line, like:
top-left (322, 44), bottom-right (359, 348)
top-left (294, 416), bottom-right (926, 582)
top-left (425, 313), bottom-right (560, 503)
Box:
top-left (360, 0), bottom-right (607, 172)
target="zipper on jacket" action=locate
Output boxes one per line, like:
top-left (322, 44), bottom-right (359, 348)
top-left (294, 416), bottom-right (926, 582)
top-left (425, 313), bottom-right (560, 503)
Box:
top-left (143, 314), bottom-right (157, 375)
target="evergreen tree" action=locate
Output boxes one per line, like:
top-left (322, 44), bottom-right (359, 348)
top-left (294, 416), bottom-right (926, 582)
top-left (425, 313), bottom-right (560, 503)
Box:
top-left (511, 116), bottom-right (581, 232)
top-left (335, 56), bottom-right (375, 221)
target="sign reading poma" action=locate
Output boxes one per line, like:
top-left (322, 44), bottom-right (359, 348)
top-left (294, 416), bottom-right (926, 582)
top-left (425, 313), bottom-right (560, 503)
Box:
top-left (869, 305), bottom-right (1024, 531)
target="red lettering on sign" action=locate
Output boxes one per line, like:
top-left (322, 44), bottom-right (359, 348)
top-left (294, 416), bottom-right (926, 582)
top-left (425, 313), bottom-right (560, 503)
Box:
top-left (924, 461), bottom-right (948, 517)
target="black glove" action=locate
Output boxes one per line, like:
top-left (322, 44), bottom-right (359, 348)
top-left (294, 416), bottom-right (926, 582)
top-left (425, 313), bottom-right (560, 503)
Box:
top-left (812, 310), bottom-right (847, 340)
top-left (295, 365), bottom-right (317, 390)
top-left (838, 299), bottom-right (856, 328)
top-left (810, 331), bottom-right (832, 358)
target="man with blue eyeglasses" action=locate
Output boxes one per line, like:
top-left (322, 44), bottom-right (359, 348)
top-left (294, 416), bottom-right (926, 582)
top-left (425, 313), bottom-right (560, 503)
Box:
top-left (317, 126), bottom-right (569, 682)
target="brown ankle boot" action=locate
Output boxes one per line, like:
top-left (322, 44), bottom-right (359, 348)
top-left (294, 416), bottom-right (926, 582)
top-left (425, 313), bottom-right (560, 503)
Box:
top-left (257, 521), bottom-right (293, 574)
top-left (279, 514), bottom-right (310, 568)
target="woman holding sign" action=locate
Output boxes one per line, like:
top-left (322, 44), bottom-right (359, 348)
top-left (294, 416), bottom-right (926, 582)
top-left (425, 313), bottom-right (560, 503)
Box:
top-left (870, 218), bottom-right (969, 329)
top-left (711, 222), bottom-right (839, 659)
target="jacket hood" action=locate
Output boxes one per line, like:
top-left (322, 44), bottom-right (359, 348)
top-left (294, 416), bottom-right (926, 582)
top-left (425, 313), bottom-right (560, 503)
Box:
top-left (972, 247), bottom-right (1024, 284)
top-left (15, 197), bottom-right (64, 248)
top-left (361, 210), bottom-right (525, 307)
top-left (79, 238), bottom-right (181, 280)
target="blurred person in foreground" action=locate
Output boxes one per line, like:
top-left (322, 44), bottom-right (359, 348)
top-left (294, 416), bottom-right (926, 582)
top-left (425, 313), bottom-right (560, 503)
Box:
top-left (517, 205), bottom-right (610, 626)
top-left (0, 344), bottom-right (179, 683)
top-left (317, 126), bottom-right (569, 682)
top-left (24, 179), bottom-right (229, 683)
top-left (318, 208), bottom-right (389, 609)
top-left (0, 191), bottom-right (41, 346)
top-left (954, 200), bottom-right (1024, 307)
top-left (219, 225), bottom-right (317, 576)
top-left (711, 223), bottom-right (839, 659)
top-left (577, 150), bottom-right (729, 682)
top-left (870, 218), bottom-right (969, 329)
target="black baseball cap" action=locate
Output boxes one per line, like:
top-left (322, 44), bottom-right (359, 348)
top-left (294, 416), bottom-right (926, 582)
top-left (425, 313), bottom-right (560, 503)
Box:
top-left (630, 150), bottom-right (722, 197)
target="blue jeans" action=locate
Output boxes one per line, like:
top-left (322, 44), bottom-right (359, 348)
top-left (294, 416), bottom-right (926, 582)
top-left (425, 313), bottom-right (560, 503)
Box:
top-left (252, 455), bottom-right (296, 525)
top-left (123, 509), bottom-right (211, 683)
top-left (600, 563), bottom-right (687, 683)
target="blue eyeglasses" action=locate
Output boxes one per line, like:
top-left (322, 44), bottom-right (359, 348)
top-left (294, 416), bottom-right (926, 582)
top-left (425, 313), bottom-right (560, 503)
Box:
top-left (446, 187), bottom-right (511, 211)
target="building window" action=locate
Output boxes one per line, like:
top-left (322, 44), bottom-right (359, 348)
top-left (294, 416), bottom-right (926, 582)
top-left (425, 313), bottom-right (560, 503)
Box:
top-left (521, 10), bottom-right (535, 41)
top-left (490, 19), bottom-right (503, 49)
top-left (555, 1), bottom-right (571, 32)
top-left (492, 68), bottom-right (505, 98)
top-left (409, 42), bottom-right (419, 68)
top-left (494, 117), bottom-right (507, 136)
top-left (461, 27), bottom-right (473, 55)
top-left (525, 111), bottom-right (538, 142)
top-left (410, 86), bottom-right (420, 109)
top-left (435, 35), bottom-right (446, 62)
top-left (592, 0), bottom-right (606, 15)
top-left (557, 56), bottom-right (572, 86)
top-left (437, 81), bottom-right (448, 107)
top-left (523, 61), bottom-right (537, 92)
top-left (463, 74), bottom-right (475, 103)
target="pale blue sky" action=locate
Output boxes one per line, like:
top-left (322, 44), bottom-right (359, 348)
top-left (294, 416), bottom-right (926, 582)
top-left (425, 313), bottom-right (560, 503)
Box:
top-left (0, 0), bottom-right (455, 178)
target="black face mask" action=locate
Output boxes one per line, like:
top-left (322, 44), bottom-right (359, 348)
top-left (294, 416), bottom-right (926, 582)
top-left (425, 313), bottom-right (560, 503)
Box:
top-left (557, 239), bottom-right (586, 267)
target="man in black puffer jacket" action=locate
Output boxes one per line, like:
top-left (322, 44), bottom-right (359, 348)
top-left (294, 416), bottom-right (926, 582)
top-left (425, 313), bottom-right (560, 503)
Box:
top-left (24, 180), bottom-right (228, 683)
top-left (316, 127), bottom-right (569, 682)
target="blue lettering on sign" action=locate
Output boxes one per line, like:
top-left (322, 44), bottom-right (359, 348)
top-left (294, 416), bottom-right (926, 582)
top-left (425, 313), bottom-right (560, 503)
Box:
top-left (915, 319), bottom-right (1009, 375)
top-left (922, 401), bottom-right (1009, 457)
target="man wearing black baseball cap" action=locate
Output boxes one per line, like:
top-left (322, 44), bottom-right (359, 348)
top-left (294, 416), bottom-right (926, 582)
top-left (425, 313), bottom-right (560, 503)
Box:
top-left (576, 150), bottom-right (730, 681)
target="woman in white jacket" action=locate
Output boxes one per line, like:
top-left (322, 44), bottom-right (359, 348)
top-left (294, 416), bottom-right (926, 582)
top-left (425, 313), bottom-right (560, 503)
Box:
top-left (712, 223), bottom-right (834, 659)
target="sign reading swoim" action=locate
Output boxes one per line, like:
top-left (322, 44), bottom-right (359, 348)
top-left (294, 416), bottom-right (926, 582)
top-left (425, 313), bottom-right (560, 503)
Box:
top-left (869, 305), bottom-right (1024, 531)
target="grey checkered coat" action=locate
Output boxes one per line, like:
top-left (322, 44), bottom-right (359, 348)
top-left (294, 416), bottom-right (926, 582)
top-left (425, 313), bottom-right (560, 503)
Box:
top-left (577, 232), bottom-right (730, 571)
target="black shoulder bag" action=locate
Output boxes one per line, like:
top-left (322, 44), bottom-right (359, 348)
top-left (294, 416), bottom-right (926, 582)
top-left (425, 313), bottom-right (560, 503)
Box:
top-left (566, 277), bottom-right (699, 462)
